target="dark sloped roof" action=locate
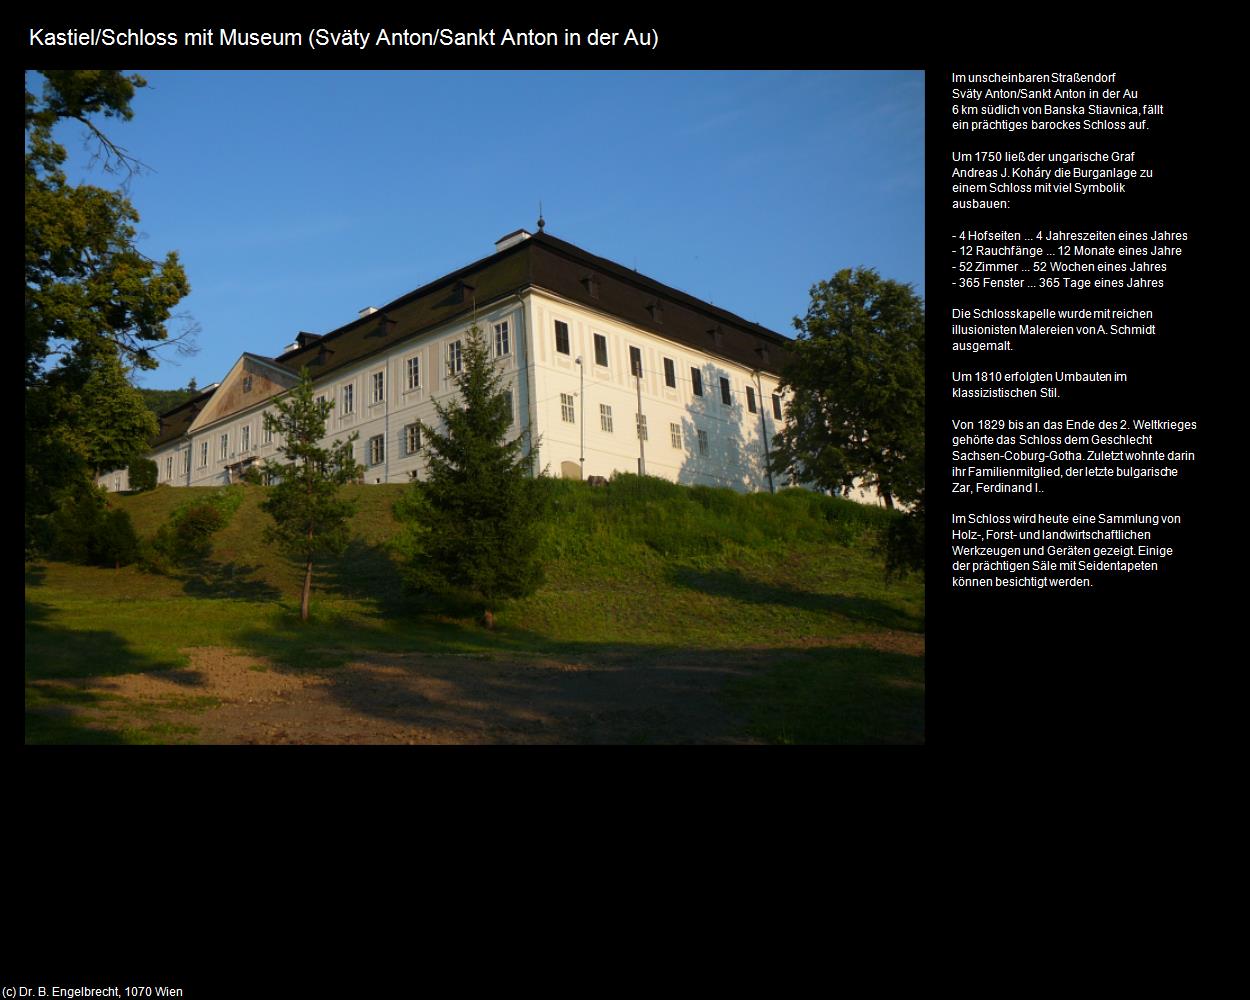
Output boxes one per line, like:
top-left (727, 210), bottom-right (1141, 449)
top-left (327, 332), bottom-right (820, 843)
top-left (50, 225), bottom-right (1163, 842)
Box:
top-left (151, 384), bottom-right (218, 448)
top-left (152, 232), bottom-right (793, 446)
top-left (527, 232), bottom-right (793, 372)
top-left (270, 231), bottom-right (792, 384)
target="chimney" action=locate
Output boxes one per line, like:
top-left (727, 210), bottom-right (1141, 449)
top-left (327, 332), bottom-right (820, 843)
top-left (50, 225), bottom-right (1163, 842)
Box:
top-left (494, 229), bottom-right (532, 253)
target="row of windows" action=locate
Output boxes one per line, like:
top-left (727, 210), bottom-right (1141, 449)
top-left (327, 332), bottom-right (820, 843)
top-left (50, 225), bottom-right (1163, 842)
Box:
top-left (552, 319), bottom-right (782, 417)
top-left (562, 401), bottom-right (713, 455)
top-left (314, 320), bottom-right (510, 417)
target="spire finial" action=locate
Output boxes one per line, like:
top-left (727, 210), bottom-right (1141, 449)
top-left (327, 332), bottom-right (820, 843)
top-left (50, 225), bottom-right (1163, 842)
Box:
top-left (537, 201), bottom-right (545, 232)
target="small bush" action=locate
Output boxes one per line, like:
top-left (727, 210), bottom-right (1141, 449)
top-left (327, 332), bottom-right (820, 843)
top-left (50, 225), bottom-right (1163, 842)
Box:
top-left (128, 458), bottom-right (158, 493)
top-left (145, 486), bottom-right (245, 569)
top-left (47, 490), bottom-right (102, 563)
top-left (47, 488), bottom-right (140, 567)
top-left (95, 508), bottom-right (140, 567)
top-left (174, 503), bottom-right (226, 559)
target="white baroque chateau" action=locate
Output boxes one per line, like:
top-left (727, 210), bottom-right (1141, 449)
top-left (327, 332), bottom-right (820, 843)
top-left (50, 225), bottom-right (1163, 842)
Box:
top-left (102, 228), bottom-right (840, 496)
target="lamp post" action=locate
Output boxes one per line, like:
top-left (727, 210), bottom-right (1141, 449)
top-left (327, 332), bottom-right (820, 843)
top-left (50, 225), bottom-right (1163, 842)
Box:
top-left (755, 370), bottom-right (775, 493)
top-left (635, 365), bottom-right (646, 476)
top-left (575, 356), bottom-right (584, 480)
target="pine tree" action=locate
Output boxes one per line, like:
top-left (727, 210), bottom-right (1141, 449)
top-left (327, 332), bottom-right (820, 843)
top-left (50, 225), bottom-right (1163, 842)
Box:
top-left (395, 324), bottom-right (542, 624)
top-left (259, 370), bottom-right (362, 621)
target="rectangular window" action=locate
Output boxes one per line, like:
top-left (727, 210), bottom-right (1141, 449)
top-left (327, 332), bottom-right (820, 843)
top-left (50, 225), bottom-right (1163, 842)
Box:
top-left (664, 358), bottom-right (676, 388)
top-left (316, 394), bottom-right (327, 408)
top-left (369, 434), bottom-right (384, 465)
top-left (406, 356), bottom-right (421, 390)
top-left (372, 371), bottom-right (385, 404)
top-left (404, 423), bottom-right (421, 455)
top-left (200, 442), bottom-right (208, 468)
top-left (183, 450), bottom-right (191, 474)
top-left (698, 429), bottom-right (708, 456)
top-left (629, 346), bottom-right (642, 377)
top-left (691, 368), bottom-right (703, 396)
top-left (241, 425), bottom-right (251, 451)
top-left (594, 333), bottom-right (608, 367)
top-left (554, 320), bottom-right (570, 356)
top-left (263, 419), bottom-right (273, 444)
top-left (506, 388), bottom-right (514, 421)
top-left (166, 456), bottom-right (173, 479)
top-left (219, 433), bottom-right (228, 460)
top-left (746, 386), bottom-right (757, 413)
top-left (720, 376), bottom-right (731, 405)
top-left (561, 393), bottom-right (576, 423)
top-left (772, 394), bottom-right (783, 420)
top-left (670, 423), bottom-right (682, 449)
top-left (636, 413), bottom-right (648, 441)
top-left (600, 404), bottom-right (613, 433)
top-left (494, 321), bottom-right (510, 357)
top-left (343, 383), bottom-right (354, 415)
top-left (448, 340), bottom-right (463, 375)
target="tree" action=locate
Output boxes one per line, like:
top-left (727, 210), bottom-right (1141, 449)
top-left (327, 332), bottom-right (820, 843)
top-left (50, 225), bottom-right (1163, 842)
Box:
top-left (128, 457), bottom-right (158, 493)
top-left (259, 370), bottom-right (362, 621)
top-left (394, 324), bottom-right (543, 625)
top-left (75, 354), bottom-right (160, 476)
top-left (769, 267), bottom-right (924, 510)
top-left (25, 70), bottom-right (191, 548)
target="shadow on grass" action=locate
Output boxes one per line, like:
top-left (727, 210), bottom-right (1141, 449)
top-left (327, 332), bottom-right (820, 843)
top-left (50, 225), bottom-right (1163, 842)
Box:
top-left (25, 706), bottom-right (129, 744)
top-left (180, 560), bottom-right (282, 601)
top-left (666, 566), bottom-right (921, 632)
top-left (722, 646), bottom-right (925, 745)
top-left (314, 537), bottom-right (407, 611)
top-left (25, 600), bottom-right (184, 681)
top-left (228, 605), bottom-right (925, 745)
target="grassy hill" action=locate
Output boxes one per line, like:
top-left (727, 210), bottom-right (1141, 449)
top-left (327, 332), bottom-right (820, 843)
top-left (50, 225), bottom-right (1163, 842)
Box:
top-left (25, 476), bottom-right (924, 744)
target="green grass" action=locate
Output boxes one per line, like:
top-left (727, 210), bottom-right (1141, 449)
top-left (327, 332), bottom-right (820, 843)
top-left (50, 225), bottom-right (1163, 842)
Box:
top-left (723, 647), bottom-right (925, 745)
top-left (26, 476), bottom-right (925, 744)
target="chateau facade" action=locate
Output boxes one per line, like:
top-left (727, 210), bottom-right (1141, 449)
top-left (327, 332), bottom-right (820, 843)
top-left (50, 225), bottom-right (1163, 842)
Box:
top-left (102, 228), bottom-right (860, 499)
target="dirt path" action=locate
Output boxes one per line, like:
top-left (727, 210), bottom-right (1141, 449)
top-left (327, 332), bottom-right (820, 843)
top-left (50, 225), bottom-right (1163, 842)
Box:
top-left (28, 631), bottom-right (924, 744)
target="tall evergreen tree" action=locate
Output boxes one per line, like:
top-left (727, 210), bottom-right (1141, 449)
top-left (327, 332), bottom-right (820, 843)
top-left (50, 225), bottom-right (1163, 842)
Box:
top-left (259, 370), bottom-right (362, 621)
top-left (395, 324), bottom-right (542, 624)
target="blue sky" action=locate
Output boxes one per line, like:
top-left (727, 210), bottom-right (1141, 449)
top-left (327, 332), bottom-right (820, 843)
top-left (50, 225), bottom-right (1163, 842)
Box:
top-left (49, 70), bottom-right (924, 390)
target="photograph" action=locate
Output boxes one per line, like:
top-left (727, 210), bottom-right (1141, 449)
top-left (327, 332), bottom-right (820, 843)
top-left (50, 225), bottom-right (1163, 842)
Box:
top-left (24, 69), bottom-right (926, 745)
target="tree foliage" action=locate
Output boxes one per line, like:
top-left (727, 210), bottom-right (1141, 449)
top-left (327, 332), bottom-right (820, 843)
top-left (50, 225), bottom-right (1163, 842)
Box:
top-left (25, 70), bottom-right (191, 548)
top-left (259, 371), bottom-right (362, 621)
top-left (128, 457), bottom-right (158, 493)
top-left (395, 324), bottom-right (543, 620)
top-left (47, 486), bottom-right (139, 568)
top-left (770, 267), bottom-right (925, 510)
top-left (769, 268), bottom-right (925, 576)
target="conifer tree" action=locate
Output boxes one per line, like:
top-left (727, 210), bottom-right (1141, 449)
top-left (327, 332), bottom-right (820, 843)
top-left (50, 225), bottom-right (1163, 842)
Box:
top-left (395, 324), bottom-right (542, 624)
top-left (259, 370), bottom-right (362, 621)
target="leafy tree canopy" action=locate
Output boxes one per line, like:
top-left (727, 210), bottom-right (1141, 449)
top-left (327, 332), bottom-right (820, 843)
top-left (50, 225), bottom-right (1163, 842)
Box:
top-left (769, 267), bottom-right (925, 510)
top-left (25, 70), bottom-right (191, 548)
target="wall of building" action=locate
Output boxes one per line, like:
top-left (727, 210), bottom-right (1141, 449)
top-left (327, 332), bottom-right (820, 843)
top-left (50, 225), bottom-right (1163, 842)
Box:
top-left (105, 286), bottom-right (885, 507)
top-left (526, 289), bottom-right (786, 491)
top-left (122, 300), bottom-right (525, 491)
